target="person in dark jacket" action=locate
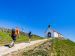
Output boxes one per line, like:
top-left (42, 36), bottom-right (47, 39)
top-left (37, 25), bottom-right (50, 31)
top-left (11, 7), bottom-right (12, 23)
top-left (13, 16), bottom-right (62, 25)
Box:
top-left (9, 29), bottom-right (17, 47)
top-left (28, 32), bottom-right (32, 42)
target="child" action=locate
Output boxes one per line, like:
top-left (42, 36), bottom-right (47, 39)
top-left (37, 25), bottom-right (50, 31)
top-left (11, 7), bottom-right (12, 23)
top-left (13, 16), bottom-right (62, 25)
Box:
top-left (9, 29), bottom-right (17, 47)
top-left (28, 32), bottom-right (32, 42)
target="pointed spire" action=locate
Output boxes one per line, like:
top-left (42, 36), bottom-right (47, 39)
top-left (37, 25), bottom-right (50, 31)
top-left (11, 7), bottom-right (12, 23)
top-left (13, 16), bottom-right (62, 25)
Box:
top-left (48, 24), bottom-right (51, 28)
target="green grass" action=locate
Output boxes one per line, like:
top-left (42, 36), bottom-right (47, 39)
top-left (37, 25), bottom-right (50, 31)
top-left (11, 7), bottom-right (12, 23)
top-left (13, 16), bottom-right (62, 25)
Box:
top-left (23, 38), bottom-right (75, 56)
top-left (53, 38), bottom-right (75, 56)
top-left (0, 31), bottom-right (43, 46)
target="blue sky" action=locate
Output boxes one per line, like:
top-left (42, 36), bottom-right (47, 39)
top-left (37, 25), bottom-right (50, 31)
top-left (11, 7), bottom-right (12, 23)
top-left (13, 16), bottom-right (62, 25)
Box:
top-left (0, 0), bottom-right (75, 41)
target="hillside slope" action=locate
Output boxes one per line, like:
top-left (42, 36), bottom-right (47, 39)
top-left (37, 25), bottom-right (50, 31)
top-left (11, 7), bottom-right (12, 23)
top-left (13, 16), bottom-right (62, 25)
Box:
top-left (53, 38), bottom-right (75, 56)
top-left (0, 28), bottom-right (43, 46)
top-left (22, 38), bottom-right (75, 56)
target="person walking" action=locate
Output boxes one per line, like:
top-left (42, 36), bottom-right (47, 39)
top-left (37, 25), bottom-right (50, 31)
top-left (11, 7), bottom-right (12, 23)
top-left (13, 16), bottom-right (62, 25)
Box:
top-left (28, 32), bottom-right (32, 42)
top-left (9, 29), bottom-right (17, 47)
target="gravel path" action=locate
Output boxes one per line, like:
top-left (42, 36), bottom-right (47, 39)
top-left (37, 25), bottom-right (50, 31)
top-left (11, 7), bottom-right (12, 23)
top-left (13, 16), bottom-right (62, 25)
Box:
top-left (0, 39), bottom-right (48, 56)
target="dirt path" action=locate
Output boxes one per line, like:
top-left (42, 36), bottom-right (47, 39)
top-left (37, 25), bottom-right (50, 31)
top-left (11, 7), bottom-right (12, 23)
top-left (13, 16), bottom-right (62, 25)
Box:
top-left (0, 39), bottom-right (48, 56)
